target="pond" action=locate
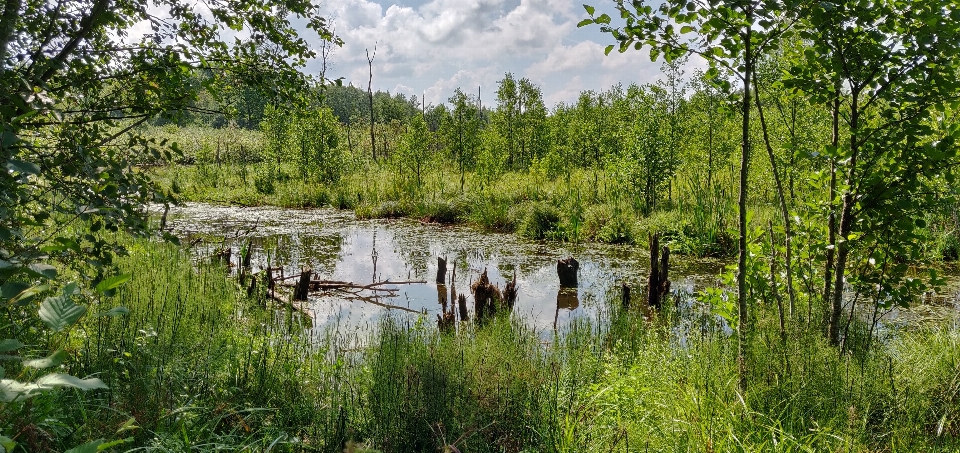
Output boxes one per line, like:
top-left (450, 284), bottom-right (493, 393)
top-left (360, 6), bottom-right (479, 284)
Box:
top-left (164, 203), bottom-right (727, 333)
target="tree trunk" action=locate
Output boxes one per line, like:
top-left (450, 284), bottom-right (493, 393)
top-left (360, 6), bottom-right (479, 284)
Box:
top-left (736, 17), bottom-right (753, 392)
top-left (822, 88), bottom-right (840, 332)
top-left (829, 93), bottom-right (860, 346)
top-left (366, 47), bottom-right (376, 161)
top-left (753, 74), bottom-right (796, 317)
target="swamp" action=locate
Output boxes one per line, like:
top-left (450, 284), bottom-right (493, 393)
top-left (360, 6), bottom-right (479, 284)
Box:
top-left (3, 0), bottom-right (960, 451)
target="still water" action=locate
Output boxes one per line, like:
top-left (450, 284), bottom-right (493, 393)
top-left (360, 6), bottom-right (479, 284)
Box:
top-left (165, 203), bottom-right (726, 332)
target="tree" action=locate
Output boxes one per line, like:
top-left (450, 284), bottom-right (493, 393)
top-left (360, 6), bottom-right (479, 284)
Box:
top-left (582, 0), bottom-right (797, 389)
top-left (396, 114), bottom-right (432, 189)
top-left (0, 0), bottom-right (336, 414)
top-left (442, 89), bottom-right (482, 191)
top-left (785, 0), bottom-right (960, 345)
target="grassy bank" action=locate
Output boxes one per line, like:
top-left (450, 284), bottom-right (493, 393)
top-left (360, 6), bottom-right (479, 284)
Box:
top-left (150, 162), bottom-right (744, 257)
top-left (3, 235), bottom-right (958, 451)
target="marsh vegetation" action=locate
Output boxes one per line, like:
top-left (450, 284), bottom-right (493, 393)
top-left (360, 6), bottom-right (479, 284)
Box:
top-left (2, 0), bottom-right (960, 451)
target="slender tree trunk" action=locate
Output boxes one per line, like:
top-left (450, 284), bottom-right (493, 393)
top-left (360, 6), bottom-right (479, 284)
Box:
top-left (753, 74), bottom-right (796, 317)
top-left (366, 47), bottom-right (376, 161)
top-left (736, 18), bottom-right (754, 392)
top-left (829, 93), bottom-right (860, 346)
top-left (822, 88), bottom-right (840, 333)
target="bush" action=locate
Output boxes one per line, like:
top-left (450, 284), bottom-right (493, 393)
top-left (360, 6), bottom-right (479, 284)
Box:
top-left (513, 202), bottom-right (561, 240)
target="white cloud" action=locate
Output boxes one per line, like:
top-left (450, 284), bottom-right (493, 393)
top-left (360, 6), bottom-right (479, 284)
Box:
top-left (313, 0), bottom-right (688, 106)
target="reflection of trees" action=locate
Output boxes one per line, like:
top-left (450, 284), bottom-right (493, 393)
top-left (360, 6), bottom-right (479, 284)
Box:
top-left (248, 233), bottom-right (344, 277)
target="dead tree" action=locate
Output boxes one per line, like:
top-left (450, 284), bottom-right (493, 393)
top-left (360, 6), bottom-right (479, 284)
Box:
top-left (622, 283), bottom-right (631, 309)
top-left (436, 256), bottom-right (447, 284)
top-left (366, 45), bottom-right (377, 161)
top-left (294, 267), bottom-right (312, 301)
top-left (503, 270), bottom-right (518, 310)
top-left (472, 269), bottom-right (502, 321)
top-left (557, 257), bottom-right (579, 287)
top-left (647, 234), bottom-right (671, 309)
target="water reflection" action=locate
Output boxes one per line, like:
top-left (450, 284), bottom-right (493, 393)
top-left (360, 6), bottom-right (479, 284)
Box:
top-left (166, 203), bottom-right (728, 333)
top-left (555, 287), bottom-right (580, 329)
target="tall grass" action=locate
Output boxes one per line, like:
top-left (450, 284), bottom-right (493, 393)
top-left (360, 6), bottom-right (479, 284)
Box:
top-left (5, 233), bottom-right (957, 451)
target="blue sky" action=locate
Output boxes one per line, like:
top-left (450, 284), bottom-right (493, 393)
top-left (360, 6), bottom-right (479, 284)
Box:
top-left (310, 0), bottom-right (687, 107)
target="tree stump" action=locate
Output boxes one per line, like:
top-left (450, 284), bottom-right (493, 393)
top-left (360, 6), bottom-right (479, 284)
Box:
top-left (294, 267), bottom-right (312, 301)
top-left (557, 257), bottom-right (579, 287)
top-left (647, 234), bottom-right (671, 309)
top-left (457, 293), bottom-right (469, 322)
top-left (436, 256), bottom-right (447, 284)
top-left (622, 283), bottom-right (631, 309)
top-left (247, 275), bottom-right (257, 298)
top-left (472, 269), bottom-right (502, 321)
top-left (242, 240), bottom-right (252, 268)
top-left (503, 270), bottom-right (518, 310)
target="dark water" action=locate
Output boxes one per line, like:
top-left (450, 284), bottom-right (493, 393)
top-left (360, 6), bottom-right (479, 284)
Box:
top-left (164, 203), bottom-right (727, 333)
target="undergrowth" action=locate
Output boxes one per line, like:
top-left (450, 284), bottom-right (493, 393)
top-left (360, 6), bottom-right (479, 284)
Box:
top-left (2, 235), bottom-right (957, 451)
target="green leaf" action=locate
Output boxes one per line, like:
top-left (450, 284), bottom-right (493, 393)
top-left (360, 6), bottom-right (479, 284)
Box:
top-left (0, 339), bottom-right (24, 353)
top-left (583, 4), bottom-right (595, 15)
top-left (0, 434), bottom-right (15, 452)
top-left (680, 25), bottom-right (695, 33)
top-left (94, 307), bottom-right (129, 317)
top-left (577, 18), bottom-right (594, 27)
top-left (65, 439), bottom-right (105, 453)
top-left (596, 13), bottom-right (611, 24)
top-left (116, 417), bottom-right (139, 434)
top-left (27, 263), bottom-right (57, 280)
top-left (604, 44), bottom-right (614, 55)
top-left (95, 274), bottom-right (131, 294)
top-left (5, 159), bottom-right (40, 175)
top-left (2, 282), bottom-right (50, 305)
top-left (39, 283), bottom-right (86, 332)
top-left (23, 350), bottom-right (67, 369)
top-left (97, 438), bottom-right (133, 451)
top-left (35, 373), bottom-right (108, 391)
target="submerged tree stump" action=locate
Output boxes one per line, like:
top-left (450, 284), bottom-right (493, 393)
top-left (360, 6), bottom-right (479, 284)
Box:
top-left (213, 248), bottom-right (231, 266)
top-left (294, 267), bottom-right (312, 301)
top-left (436, 256), bottom-right (447, 284)
top-left (457, 293), bottom-right (469, 322)
top-left (503, 270), bottom-right (518, 310)
top-left (241, 240), bottom-right (252, 268)
top-left (472, 269), bottom-right (503, 321)
top-left (437, 310), bottom-right (455, 333)
top-left (647, 234), bottom-right (671, 309)
top-left (557, 257), bottom-right (579, 287)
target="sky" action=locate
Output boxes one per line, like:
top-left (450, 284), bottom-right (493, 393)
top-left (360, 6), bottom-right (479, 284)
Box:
top-left (310, 0), bottom-right (684, 108)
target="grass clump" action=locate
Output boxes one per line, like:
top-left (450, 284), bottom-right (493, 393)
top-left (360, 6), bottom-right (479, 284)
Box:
top-left (513, 202), bottom-right (562, 240)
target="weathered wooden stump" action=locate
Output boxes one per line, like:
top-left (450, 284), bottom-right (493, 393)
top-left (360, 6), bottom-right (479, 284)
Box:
top-left (503, 270), bottom-right (518, 310)
top-left (242, 240), bottom-right (252, 268)
top-left (457, 293), bottom-right (468, 322)
top-left (621, 283), bottom-right (631, 309)
top-left (436, 256), bottom-right (447, 284)
top-left (647, 234), bottom-right (671, 309)
top-left (557, 257), bottom-right (579, 287)
top-left (294, 267), bottom-right (312, 301)
top-left (247, 275), bottom-right (257, 298)
top-left (437, 310), bottom-right (455, 333)
top-left (472, 269), bottom-right (503, 321)
top-left (213, 248), bottom-right (231, 266)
